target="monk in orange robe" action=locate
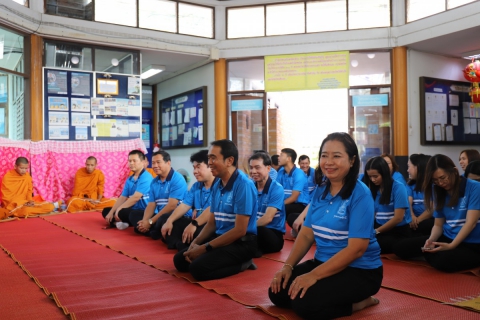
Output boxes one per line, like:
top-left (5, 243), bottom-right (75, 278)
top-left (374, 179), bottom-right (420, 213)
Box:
top-left (66, 156), bottom-right (117, 212)
top-left (0, 157), bottom-right (61, 219)
top-left (129, 158), bottom-right (156, 178)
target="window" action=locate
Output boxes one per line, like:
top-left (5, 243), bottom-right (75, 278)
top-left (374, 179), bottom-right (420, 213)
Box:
top-left (307, 0), bottom-right (347, 33)
top-left (178, 3), bottom-right (214, 38)
top-left (95, 0), bottom-right (137, 27)
top-left (349, 52), bottom-right (391, 86)
top-left (227, 6), bottom-right (265, 39)
top-left (46, 0), bottom-right (92, 20)
top-left (407, 0), bottom-right (445, 22)
top-left (95, 48), bottom-right (139, 75)
top-left (348, 0), bottom-right (390, 29)
top-left (228, 59), bottom-right (265, 92)
top-left (448, 0), bottom-right (476, 8)
top-left (12, 0), bottom-right (28, 6)
top-left (139, 0), bottom-right (177, 33)
top-left (266, 3), bottom-right (305, 36)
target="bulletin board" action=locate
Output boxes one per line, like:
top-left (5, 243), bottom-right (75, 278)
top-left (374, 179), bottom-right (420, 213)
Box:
top-left (420, 76), bottom-right (480, 145)
top-left (159, 87), bottom-right (207, 149)
top-left (43, 68), bottom-right (142, 141)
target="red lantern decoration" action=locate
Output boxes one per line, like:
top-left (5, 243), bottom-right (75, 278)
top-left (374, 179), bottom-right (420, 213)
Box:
top-left (463, 60), bottom-right (480, 82)
top-left (470, 83), bottom-right (480, 103)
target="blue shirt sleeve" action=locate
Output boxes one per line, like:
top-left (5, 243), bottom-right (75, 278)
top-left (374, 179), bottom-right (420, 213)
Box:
top-left (169, 172), bottom-right (188, 200)
top-left (182, 182), bottom-right (197, 207)
top-left (392, 181), bottom-right (409, 209)
top-left (292, 169), bottom-right (307, 192)
top-left (233, 180), bottom-right (256, 216)
top-left (268, 182), bottom-right (285, 211)
top-left (348, 184), bottom-right (375, 238)
top-left (121, 178), bottom-right (131, 197)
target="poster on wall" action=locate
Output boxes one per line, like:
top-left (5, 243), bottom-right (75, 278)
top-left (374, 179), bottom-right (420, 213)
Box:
top-left (47, 70), bottom-right (68, 94)
top-left (71, 72), bottom-right (91, 96)
top-left (75, 127), bottom-right (88, 140)
top-left (48, 97), bottom-right (69, 111)
top-left (71, 112), bottom-right (91, 126)
top-left (91, 98), bottom-right (105, 115)
top-left (49, 126), bottom-right (69, 139)
top-left (49, 112), bottom-right (69, 126)
top-left (128, 77), bottom-right (141, 95)
top-left (71, 98), bottom-right (90, 112)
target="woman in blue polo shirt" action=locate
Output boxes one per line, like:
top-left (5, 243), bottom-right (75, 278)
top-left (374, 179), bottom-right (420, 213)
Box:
top-left (393, 154), bottom-right (480, 272)
top-left (407, 154), bottom-right (433, 235)
top-left (362, 156), bottom-right (411, 253)
top-left (269, 132), bottom-right (382, 320)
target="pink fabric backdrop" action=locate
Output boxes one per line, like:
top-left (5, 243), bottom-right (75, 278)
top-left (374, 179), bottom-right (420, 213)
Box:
top-left (0, 138), bottom-right (146, 202)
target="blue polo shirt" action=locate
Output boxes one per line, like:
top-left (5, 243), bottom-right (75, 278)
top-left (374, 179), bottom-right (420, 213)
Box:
top-left (407, 184), bottom-right (426, 217)
top-left (182, 178), bottom-right (218, 218)
top-left (149, 168), bottom-right (187, 214)
top-left (304, 180), bottom-right (381, 269)
top-left (392, 171), bottom-right (407, 186)
top-left (256, 177), bottom-right (286, 233)
top-left (269, 167), bottom-right (278, 181)
top-left (374, 180), bottom-right (410, 226)
top-left (304, 167), bottom-right (316, 203)
top-left (210, 170), bottom-right (257, 235)
top-left (277, 165), bottom-right (308, 205)
top-left (434, 177), bottom-right (480, 243)
top-left (121, 169), bottom-right (153, 210)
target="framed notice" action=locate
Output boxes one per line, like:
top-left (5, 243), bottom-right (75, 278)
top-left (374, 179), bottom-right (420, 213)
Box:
top-left (97, 79), bottom-right (119, 95)
top-left (420, 77), bottom-right (480, 145)
top-left (159, 86), bottom-right (207, 150)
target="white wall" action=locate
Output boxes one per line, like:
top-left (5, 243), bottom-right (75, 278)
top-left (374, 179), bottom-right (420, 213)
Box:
top-left (156, 62), bottom-right (215, 187)
top-left (407, 50), bottom-right (477, 173)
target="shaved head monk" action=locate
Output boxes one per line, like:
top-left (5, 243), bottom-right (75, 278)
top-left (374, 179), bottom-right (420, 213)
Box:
top-left (0, 157), bottom-right (61, 219)
top-left (65, 156), bottom-right (117, 212)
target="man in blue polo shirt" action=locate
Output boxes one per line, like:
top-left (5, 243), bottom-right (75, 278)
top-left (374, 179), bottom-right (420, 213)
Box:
top-left (102, 150), bottom-right (153, 228)
top-left (129, 150), bottom-right (188, 239)
top-left (173, 139), bottom-right (258, 281)
top-left (249, 152), bottom-right (285, 256)
top-left (160, 149), bottom-right (217, 250)
top-left (277, 148), bottom-right (308, 217)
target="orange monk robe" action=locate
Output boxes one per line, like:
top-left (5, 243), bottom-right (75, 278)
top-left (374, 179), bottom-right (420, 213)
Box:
top-left (129, 168), bottom-right (156, 178)
top-left (66, 168), bottom-right (116, 212)
top-left (0, 169), bottom-right (54, 218)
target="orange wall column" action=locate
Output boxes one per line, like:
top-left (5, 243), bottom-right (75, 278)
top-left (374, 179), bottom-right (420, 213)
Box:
top-left (30, 34), bottom-right (43, 141)
top-left (392, 47), bottom-right (408, 156)
top-left (214, 58), bottom-right (227, 140)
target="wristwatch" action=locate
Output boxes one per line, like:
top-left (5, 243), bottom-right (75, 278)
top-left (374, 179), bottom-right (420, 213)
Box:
top-left (148, 218), bottom-right (153, 225)
top-left (205, 242), bottom-right (213, 252)
top-left (191, 219), bottom-right (199, 227)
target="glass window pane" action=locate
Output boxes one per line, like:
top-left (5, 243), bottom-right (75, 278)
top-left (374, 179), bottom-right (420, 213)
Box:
top-left (349, 52), bottom-right (391, 86)
top-left (307, 0), bottom-right (346, 33)
top-left (448, 0), bottom-right (476, 9)
top-left (45, 0), bottom-right (92, 20)
top-left (12, 0), bottom-right (28, 6)
top-left (348, 0), bottom-right (390, 29)
top-left (267, 3), bottom-right (305, 36)
top-left (178, 3), bottom-right (214, 38)
top-left (0, 27), bottom-right (24, 73)
top-left (139, 0), bottom-right (176, 33)
top-left (407, 0), bottom-right (445, 22)
top-left (228, 59), bottom-right (265, 92)
top-left (44, 42), bottom-right (93, 71)
top-left (95, 0), bottom-right (137, 27)
top-left (95, 48), bottom-right (139, 75)
top-left (227, 7), bottom-right (265, 39)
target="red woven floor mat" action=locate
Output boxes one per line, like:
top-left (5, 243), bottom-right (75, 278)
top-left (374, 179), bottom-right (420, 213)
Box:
top-left (382, 258), bottom-right (480, 309)
top-left (0, 218), bottom-right (276, 320)
top-left (0, 248), bottom-right (66, 320)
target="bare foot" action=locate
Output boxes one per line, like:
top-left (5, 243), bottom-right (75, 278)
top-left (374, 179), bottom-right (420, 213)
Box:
top-left (352, 296), bottom-right (379, 312)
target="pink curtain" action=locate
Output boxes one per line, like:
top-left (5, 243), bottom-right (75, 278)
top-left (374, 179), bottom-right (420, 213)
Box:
top-left (0, 138), bottom-right (146, 202)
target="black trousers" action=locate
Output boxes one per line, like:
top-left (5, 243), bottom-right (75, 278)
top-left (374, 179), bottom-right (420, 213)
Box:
top-left (129, 210), bottom-right (171, 240)
top-left (375, 222), bottom-right (412, 254)
top-left (269, 259), bottom-right (383, 320)
top-left (257, 226), bottom-right (284, 254)
top-left (285, 203), bottom-right (306, 217)
top-left (101, 207), bottom-right (134, 227)
top-left (157, 213), bottom-right (204, 250)
top-left (173, 234), bottom-right (257, 281)
top-left (410, 217), bottom-right (434, 236)
top-left (393, 234), bottom-right (480, 273)
top-left (286, 212), bottom-right (301, 228)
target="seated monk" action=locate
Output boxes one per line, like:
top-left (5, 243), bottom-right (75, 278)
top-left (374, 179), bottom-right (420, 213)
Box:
top-left (0, 157), bottom-right (61, 219)
top-left (66, 156), bottom-right (117, 212)
top-left (130, 158), bottom-right (156, 178)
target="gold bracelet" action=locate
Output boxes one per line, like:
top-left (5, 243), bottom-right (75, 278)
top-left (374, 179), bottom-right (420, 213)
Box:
top-left (283, 263), bottom-right (294, 271)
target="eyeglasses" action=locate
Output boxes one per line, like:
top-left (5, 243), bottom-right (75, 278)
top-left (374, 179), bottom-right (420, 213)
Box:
top-left (432, 175), bottom-right (449, 185)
